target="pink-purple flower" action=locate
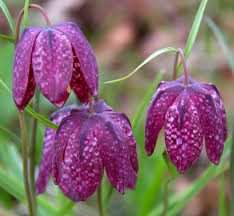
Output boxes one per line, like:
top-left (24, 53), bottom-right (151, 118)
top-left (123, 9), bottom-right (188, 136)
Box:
top-left (36, 100), bottom-right (138, 201)
top-left (145, 76), bottom-right (227, 172)
top-left (13, 22), bottom-right (98, 110)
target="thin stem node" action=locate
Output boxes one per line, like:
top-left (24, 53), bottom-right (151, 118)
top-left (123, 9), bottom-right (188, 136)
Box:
top-left (15, 4), bottom-right (51, 41)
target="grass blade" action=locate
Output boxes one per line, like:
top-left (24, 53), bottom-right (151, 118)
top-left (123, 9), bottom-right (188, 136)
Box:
top-left (0, 33), bottom-right (15, 43)
top-left (132, 72), bottom-right (163, 132)
top-left (104, 47), bottom-right (177, 84)
top-left (184, 0), bottom-right (209, 57)
top-left (0, 0), bottom-right (15, 34)
top-left (205, 17), bottom-right (234, 72)
top-left (0, 77), bottom-right (57, 129)
top-left (0, 125), bottom-right (21, 144)
top-left (23, 0), bottom-right (30, 27)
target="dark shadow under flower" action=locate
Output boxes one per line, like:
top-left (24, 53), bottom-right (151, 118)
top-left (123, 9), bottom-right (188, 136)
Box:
top-left (13, 22), bottom-right (98, 110)
top-left (145, 76), bottom-right (227, 173)
top-left (36, 100), bottom-right (138, 201)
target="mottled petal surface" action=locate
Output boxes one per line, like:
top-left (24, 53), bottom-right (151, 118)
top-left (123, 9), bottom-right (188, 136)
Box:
top-left (55, 22), bottom-right (98, 98)
top-left (105, 112), bottom-right (138, 172)
top-left (70, 54), bottom-right (92, 103)
top-left (100, 117), bottom-right (137, 193)
top-left (55, 114), bottom-right (103, 201)
top-left (32, 29), bottom-right (73, 106)
top-left (13, 28), bottom-right (41, 110)
top-left (202, 83), bottom-right (227, 140)
top-left (164, 92), bottom-right (203, 172)
top-left (189, 85), bottom-right (225, 164)
top-left (145, 82), bottom-right (184, 155)
top-left (36, 106), bottom-right (74, 194)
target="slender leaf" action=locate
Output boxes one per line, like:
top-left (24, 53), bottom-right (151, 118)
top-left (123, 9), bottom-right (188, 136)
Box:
top-left (0, 77), bottom-right (57, 129)
top-left (205, 17), bottom-right (234, 72)
top-left (184, 0), bottom-right (209, 57)
top-left (0, 167), bottom-right (56, 215)
top-left (0, 34), bottom-right (15, 43)
top-left (0, 125), bottom-right (21, 144)
top-left (23, 0), bottom-right (30, 27)
top-left (0, 0), bottom-right (15, 34)
top-left (132, 72), bottom-right (163, 132)
top-left (27, 106), bottom-right (58, 129)
top-left (104, 47), bottom-right (177, 84)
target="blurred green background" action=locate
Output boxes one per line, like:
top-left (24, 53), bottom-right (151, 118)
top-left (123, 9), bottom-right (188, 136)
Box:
top-left (0, 0), bottom-right (234, 215)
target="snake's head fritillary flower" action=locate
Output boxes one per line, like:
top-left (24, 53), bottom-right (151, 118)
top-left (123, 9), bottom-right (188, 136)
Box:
top-left (36, 100), bottom-right (138, 201)
top-left (13, 22), bottom-right (98, 110)
top-left (145, 76), bottom-right (227, 173)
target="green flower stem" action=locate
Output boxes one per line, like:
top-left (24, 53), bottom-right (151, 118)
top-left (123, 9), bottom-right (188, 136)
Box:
top-left (30, 90), bottom-right (40, 207)
top-left (18, 111), bottom-right (36, 216)
top-left (97, 183), bottom-right (105, 216)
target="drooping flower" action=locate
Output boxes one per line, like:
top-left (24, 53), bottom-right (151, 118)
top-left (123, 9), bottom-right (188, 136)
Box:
top-left (13, 22), bottom-right (98, 110)
top-left (145, 76), bottom-right (227, 172)
top-left (36, 100), bottom-right (138, 201)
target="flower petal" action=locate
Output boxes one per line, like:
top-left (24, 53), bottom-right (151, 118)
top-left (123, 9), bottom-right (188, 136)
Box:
top-left (36, 106), bottom-right (75, 194)
top-left (32, 29), bottom-right (73, 106)
top-left (13, 28), bottom-right (41, 110)
top-left (53, 111), bottom-right (87, 184)
top-left (100, 117), bottom-right (137, 193)
top-left (164, 92), bottom-right (203, 172)
top-left (202, 83), bottom-right (227, 140)
top-left (105, 112), bottom-right (138, 172)
top-left (55, 114), bottom-right (103, 201)
top-left (189, 85), bottom-right (225, 164)
top-left (55, 22), bottom-right (98, 98)
top-left (145, 82), bottom-right (184, 155)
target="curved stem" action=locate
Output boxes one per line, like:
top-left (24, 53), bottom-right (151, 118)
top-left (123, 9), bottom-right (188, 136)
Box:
top-left (29, 90), bottom-right (40, 207)
top-left (97, 184), bottom-right (105, 216)
top-left (18, 112), bottom-right (36, 216)
top-left (177, 48), bottom-right (189, 85)
top-left (15, 3), bottom-right (51, 41)
top-left (172, 51), bottom-right (179, 80)
top-left (104, 47), bottom-right (177, 84)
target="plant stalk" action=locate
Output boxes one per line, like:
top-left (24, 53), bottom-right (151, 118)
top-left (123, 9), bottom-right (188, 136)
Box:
top-left (29, 90), bottom-right (40, 207)
top-left (18, 112), bottom-right (36, 216)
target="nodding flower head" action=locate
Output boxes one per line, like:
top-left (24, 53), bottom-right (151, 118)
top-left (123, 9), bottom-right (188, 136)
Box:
top-left (36, 100), bottom-right (138, 201)
top-left (13, 22), bottom-right (98, 110)
top-left (145, 76), bottom-right (227, 173)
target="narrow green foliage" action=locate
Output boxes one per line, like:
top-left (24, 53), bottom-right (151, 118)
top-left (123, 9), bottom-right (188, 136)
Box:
top-left (132, 72), bottom-right (163, 133)
top-left (0, 34), bottom-right (15, 43)
top-left (184, 0), bottom-right (209, 57)
top-left (23, 0), bottom-right (30, 27)
top-left (206, 17), bottom-right (234, 72)
top-left (104, 47), bottom-right (177, 84)
top-left (0, 0), bottom-right (15, 34)
top-left (0, 77), bottom-right (57, 129)
top-left (0, 125), bottom-right (21, 144)
top-left (177, 0), bottom-right (209, 73)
